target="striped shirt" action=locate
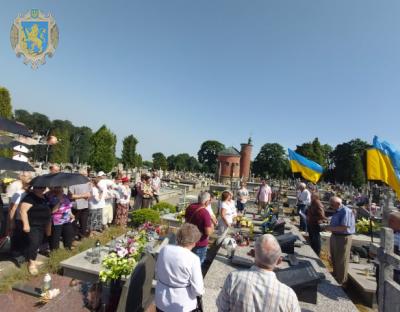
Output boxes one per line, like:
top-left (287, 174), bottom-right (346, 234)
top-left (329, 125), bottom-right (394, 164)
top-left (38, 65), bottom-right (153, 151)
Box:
top-left (216, 266), bottom-right (300, 312)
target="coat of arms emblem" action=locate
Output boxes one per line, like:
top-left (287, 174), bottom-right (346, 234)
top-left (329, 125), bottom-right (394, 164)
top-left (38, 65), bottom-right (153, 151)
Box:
top-left (10, 9), bottom-right (59, 69)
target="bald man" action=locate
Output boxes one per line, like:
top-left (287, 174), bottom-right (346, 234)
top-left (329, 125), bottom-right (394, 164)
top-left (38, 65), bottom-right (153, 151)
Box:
top-left (217, 234), bottom-right (300, 312)
top-left (326, 196), bottom-right (355, 285)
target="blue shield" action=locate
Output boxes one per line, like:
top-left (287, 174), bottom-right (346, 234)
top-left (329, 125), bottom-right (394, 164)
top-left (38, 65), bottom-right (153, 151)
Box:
top-left (21, 21), bottom-right (48, 55)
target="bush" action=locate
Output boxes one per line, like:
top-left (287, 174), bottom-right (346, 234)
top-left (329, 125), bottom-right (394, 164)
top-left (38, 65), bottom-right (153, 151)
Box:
top-left (152, 201), bottom-right (177, 213)
top-left (130, 209), bottom-right (161, 227)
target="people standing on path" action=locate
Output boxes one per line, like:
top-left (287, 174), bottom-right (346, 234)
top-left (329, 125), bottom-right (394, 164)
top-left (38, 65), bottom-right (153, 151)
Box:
top-left (326, 196), bottom-right (355, 285)
top-left (151, 171), bottom-right (161, 204)
top-left (185, 191), bottom-right (214, 265)
top-left (97, 171), bottom-right (114, 229)
top-left (48, 186), bottom-right (74, 251)
top-left (296, 183), bottom-right (311, 232)
top-left (236, 182), bottom-right (249, 215)
top-left (140, 174), bottom-right (153, 208)
top-left (306, 192), bottom-right (327, 256)
top-left (256, 180), bottom-right (272, 215)
top-left (115, 177), bottom-right (131, 227)
top-left (155, 223), bottom-right (204, 312)
top-left (217, 234), bottom-right (301, 312)
top-left (88, 178), bottom-right (105, 233)
top-left (7, 173), bottom-right (31, 261)
top-left (218, 191), bottom-right (237, 236)
top-left (68, 169), bottom-right (91, 240)
top-left (19, 186), bottom-right (51, 275)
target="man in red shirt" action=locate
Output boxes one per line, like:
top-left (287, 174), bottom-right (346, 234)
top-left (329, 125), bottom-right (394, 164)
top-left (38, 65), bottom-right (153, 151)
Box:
top-left (185, 191), bottom-right (214, 265)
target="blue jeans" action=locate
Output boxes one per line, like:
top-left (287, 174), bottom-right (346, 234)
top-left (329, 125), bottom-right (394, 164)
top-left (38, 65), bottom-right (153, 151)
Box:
top-left (297, 204), bottom-right (308, 232)
top-left (192, 246), bottom-right (208, 265)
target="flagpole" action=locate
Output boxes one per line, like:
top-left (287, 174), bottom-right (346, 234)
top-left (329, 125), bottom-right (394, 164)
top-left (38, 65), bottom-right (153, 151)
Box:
top-left (368, 181), bottom-right (373, 244)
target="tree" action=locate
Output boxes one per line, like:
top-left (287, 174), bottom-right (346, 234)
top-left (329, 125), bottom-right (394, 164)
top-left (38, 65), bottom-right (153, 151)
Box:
top-left (49, 128), bottom-right (70, 163)
top-left (175, 153), bottom-right (191, 171)
top-left (167, 155), bottom-right (177, 170)
top-left (330, 139), bottom-right (370, 187)
top-left (121, 135), bottom-right (139, 169)
top-left (152, 152), bottom-right (168, 170)
top-left (142, 160), bottom-right (153, 168)
top-left (134, 154), bottom-right (143, 168)
top-left (0, 87), bottom-right (12, 118)
top-left (70, 126), bottom-right (92, 164)
top-left (89, 125), bottom-right (116, 172)
top-left (252, 143), bottom-right (290, 178)
top-left (198, 140), bottom-right (225, 173)
top-left (187, 156), bottom-right (202, 172)
top-left (296, 138), bottom-right (332, 169)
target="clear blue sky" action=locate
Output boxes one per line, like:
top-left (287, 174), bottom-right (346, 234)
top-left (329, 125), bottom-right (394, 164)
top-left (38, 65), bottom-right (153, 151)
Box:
top-left (1, 0), bottom-right (399, 160)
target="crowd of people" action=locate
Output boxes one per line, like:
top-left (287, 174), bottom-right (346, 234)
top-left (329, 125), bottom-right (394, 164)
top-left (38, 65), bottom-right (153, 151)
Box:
top-left (2, 166), bottom-right (158, 275)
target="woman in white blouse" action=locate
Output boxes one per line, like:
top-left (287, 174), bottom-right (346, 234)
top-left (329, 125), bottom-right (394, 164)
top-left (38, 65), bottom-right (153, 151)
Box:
top-left (155, 223), bottom-right (204, 312)
top-left (218, 190), bottom-right (237, 236)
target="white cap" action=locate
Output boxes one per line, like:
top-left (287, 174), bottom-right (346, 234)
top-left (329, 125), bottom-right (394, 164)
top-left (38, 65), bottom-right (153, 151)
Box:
top-left (97, 171), bottom-right (106, 177)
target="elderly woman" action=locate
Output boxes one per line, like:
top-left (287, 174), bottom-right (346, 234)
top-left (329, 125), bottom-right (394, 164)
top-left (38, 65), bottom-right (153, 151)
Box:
top-left (48, 186), bottom-right (74, 251)
top-left (140, 175), bottom-right (153, 208)
top-left (88, 178), bottom-right (105, 232)
top-left (218, 190), bottom-right (237, 236)
top-left (20, 186), bottom-right (51, 275)
top-left (155, 223), bottom-right (204, 312)
top-left (115, 177), bottom-right (131, 227)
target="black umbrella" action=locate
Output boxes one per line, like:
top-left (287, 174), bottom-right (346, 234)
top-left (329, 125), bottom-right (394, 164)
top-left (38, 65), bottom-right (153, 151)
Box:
top-left (0, 117), bottom-right (31, 137)
top-left (0, 157), bottom-right (34, 171)
top-left (30, 172), bottom-right (90, 187)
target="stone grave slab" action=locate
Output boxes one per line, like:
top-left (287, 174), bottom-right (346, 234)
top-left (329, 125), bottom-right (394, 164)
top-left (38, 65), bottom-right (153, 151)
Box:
top-left (348, 262), bottom-right (377, 307)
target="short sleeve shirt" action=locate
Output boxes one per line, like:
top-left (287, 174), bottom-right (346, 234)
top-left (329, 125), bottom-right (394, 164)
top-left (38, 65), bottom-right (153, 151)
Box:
top-left (69, 183), bottom-right (91, 210)
top-left (21, 192), bottom-right (51, 226)
top-left (48, 194), bottom-right (73, 225)
top-left (330, 205), bottom-right (355, 234)
top-left (10, 190), bottom-right (26, 220)
top-left (185, 203), bottom-right (212, 247)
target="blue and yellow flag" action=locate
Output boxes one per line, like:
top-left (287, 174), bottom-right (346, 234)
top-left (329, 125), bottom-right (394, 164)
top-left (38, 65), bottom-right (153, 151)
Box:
top-left (288, 149), bottom-right (323, 184)
top-left (367, 136), bottom-right (400, 197)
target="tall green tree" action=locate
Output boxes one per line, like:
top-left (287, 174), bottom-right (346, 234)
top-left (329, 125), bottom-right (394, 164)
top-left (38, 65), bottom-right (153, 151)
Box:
top-left (152, 152), bottom-right (168, 170)
top-left (49, 128), bottom-right (70, 163)
top-left (89, 125), bottom-right (116, 172)
top-left (167, 155), bottom-right (177, 170)
top-left (295, 138), bottom-right (332, 169)
top-left (70, 126), bottom-right (92, 164)
top-left (252, 143), bottom-right (290, 178)
top-left (121, 135), bottom-right (139, 169)
top-left (175, 153), bottom-right (191, 171)
top-left (330, 139), bottom-right (370, 187)
top-left (134, 153), bottom-right (143, 168)
top-left (0, 87), bottom-right (12, 118)
top-left (198, 140), bottom-right (225, 173)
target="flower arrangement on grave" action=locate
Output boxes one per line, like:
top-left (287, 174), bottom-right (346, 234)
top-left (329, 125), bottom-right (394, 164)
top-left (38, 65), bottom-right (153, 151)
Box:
top-left (356, 217), bottom-right (380, 234)
top-left (176, 210), bottom-right (186, 223)
top-left (99, 230), bottom-right (149, 283)
top-left (234, 215), bottom-right (254, 229)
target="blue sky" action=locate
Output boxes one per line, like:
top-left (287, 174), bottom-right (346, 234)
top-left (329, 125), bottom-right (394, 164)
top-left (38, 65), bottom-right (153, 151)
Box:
top-left (1, 0), bottom-right (399, 160)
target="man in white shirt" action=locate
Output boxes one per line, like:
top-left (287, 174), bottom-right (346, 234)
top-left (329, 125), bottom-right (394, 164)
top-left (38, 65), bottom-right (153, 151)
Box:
top-left (217, 234), bottom-right (300, 312)
top-left (155, 223), bottom-right (204, 312)
top-left (296, 183), bottom-right (311, 232)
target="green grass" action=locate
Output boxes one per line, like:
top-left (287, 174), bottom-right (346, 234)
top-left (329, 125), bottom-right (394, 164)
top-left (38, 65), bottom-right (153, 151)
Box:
top-left (0, 226), bottom-right (127, 293)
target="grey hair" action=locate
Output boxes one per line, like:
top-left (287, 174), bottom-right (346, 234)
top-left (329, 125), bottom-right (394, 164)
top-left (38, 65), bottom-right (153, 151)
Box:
top-left (254, 234), bottom-right (282, 269)
top-left (298, 182), bottom-right (306, 190)
top-left (176, 223), bottom-right (201, 247)
top-left (198, 191), bottom-right (211, 204)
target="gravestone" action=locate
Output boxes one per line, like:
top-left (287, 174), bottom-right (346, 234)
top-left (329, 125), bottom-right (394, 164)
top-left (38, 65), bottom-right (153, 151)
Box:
top-left (117, 254), bottom-right (156, 312)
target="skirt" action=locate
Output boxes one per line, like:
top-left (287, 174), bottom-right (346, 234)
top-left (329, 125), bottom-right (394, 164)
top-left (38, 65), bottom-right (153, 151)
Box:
top-left (88, 208), bottom-right (103, 231)
top-left (115, 203), bottom-right (129, 227)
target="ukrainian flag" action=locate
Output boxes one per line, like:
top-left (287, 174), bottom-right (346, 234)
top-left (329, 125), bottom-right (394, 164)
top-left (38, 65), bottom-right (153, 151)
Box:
top-left (367, 136), bottom-right (400, 197)
top-left (288, 149), bottom-right (323, 184)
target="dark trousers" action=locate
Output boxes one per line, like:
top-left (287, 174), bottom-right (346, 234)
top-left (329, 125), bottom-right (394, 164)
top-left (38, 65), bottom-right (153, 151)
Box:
top-left (73, 208), bottom-right (89, 238)
top-left (307, 223), bottom-right (321, 256)
top-left (153, 195), bottom-right (159, 204)
top-left (50, 223), bottom-right (74, 250)
top-left (27, 226), bottom-right (45, 261)
top-left (11, 220), bottom-right (28, 255)
top-left (297, 204), bottom-right (307, 231)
